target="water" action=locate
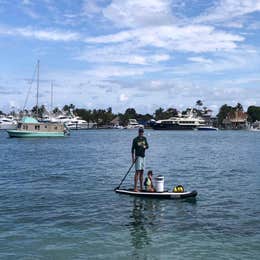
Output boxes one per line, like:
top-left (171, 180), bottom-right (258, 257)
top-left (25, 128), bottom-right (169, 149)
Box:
top-left (0, 130), bottom-right (260, 259)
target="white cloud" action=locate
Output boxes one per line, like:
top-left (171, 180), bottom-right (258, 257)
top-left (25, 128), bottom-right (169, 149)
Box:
top-left (195, 0), bottom-right (260, 24)
top-left (103, 0), bottom-right (174, 28)
top-left (248, 21), bottom-right (260, 30)
top-left (0, 26), bottom-right (80, 41)
top-left (82, 0), bottom-right (103, 16)
top-left (188, 56), bottom-right (213, 64)
top-left (76, 43), bottom-right (170, 65)
top-left (170, 46), bottom-right (260, 75)
top-left (119, 93), bottom-right (129, 102)
top-left (85, 25), bottom-right (244, 53)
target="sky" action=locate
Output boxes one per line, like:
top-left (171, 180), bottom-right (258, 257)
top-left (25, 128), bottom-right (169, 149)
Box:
top-left (0, 0), bottom-right (260, 114)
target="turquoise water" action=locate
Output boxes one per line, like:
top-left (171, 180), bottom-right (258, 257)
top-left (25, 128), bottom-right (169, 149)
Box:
top-left (0, 130), bottom-right (259, 259)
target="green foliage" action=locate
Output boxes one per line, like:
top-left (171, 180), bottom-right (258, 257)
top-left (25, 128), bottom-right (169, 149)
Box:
top-left (154, 107), bottom-right (178, 120)
top-left (217, 103), bottom-right (244, 125)
top-left (63, 104), bottom-right (75, 112)
top-left (196, 100), bottom-right (203, 107)
top-left (217, 104), bottom-right (233, 125)
top-left (31, 105), bottom-right (47, 118)
top-left (119, 108), bottom-right (137, 125)
top-left (75, 107), bottom-right (114, 125)
top-left (52, 107), bottom-right (61, 114)
top-left (62, 104), bottom-right (70, 112)
top-left (235, 103), bottom-right (243, 111)
top-left (247, 106), bottom-right (260, 122)
top-left (14, 102), bottom-right (256, 128)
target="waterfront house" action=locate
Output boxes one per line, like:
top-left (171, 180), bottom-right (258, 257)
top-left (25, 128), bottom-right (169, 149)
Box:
top-left (222, 110), bottom-right (248, 129)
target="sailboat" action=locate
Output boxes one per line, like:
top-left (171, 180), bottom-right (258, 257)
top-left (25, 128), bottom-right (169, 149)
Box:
top-left (7, 61), bottom-right (70, 138)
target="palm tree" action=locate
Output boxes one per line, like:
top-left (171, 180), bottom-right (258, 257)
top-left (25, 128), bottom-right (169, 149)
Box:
top-left (196, 100), bottom-right (203, 110)
top-left (235, 103), bottom-right (243, 111)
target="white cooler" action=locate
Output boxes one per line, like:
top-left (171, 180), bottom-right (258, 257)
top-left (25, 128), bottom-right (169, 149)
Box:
top-left (155, 175), bottom-right (164, 192)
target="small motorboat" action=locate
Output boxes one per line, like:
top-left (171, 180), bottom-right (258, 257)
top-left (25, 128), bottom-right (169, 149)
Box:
top-left (195, 126), bottom-right (218, 131)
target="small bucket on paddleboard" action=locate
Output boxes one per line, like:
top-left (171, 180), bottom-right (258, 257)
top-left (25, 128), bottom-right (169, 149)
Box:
top-left (155, 175), bottom-right (164, 192)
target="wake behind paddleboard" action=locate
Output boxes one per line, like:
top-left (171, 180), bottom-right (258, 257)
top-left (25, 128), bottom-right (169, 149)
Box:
top-left (115, 188), bottom-right (197, 199)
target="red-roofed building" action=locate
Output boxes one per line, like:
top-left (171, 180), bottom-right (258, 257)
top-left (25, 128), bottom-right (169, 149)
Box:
top-left (222, 110), bottom-right (248, 129)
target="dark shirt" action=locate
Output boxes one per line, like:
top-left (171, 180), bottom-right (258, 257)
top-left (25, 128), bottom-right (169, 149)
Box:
top-left (131, 136), bottom-right (149, 158)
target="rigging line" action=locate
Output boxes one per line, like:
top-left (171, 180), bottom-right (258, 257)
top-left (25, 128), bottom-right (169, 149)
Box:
top-left (22, 62), bottom-right (38, 111)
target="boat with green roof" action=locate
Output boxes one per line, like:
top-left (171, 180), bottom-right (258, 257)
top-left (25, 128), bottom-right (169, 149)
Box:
top-left (7, 116), bottom-right (69, 138)
top-left (7, 61), bottom-right (69, 138)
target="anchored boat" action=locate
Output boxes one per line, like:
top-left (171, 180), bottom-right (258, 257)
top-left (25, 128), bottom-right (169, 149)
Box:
top-left (7, 116), bottom-right (69, 138)
top-left (195, 125), bottom-right (218, 131)
top-left (152, 110), bottom-right (205, 130)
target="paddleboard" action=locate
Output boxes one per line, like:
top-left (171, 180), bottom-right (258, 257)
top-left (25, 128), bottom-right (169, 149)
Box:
top-left (115, 188), bottom-right (197, 199)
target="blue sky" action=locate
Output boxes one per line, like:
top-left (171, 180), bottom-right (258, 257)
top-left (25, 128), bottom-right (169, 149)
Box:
top-left (0, 0), bottom-right (260, 114)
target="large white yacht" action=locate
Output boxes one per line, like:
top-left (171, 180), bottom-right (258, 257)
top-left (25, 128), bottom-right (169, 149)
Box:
top-left (152, 110), bottom-right (205, 130)
top-left (0, 115), bottom-right (17, 130)
top-left (50, 113), bottom-right (97, 130)
top-left (66, 116), bottom-right (97, 130)
top-left (125, 119), bottom-right (144, 129)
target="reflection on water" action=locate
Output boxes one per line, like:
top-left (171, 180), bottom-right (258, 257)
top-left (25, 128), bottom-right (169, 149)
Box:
top-left (129, 198), bottom-right (164, 258)
top-left (128, 196), bottom-right (199, 258)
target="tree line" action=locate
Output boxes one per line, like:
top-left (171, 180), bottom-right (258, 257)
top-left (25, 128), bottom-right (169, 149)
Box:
top-left (1, 100), bottom-right (260, 126)
top-left (217, 103), bottom-right (260, 126)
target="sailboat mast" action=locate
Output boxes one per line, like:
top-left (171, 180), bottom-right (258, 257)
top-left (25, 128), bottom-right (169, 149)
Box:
top-left (51, 80), bottom-right (53, 112)
top-left (36, 60), bottom-right (40, 117)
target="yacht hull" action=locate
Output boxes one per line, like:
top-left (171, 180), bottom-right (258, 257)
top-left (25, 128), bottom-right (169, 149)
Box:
top-left (7, 130), bottom-right (66, 138)
top-left (196, 127), bottom-right (218, 131)
top-left (0, 124), bottom-right (17, 130)
top-left (152, 123), bottom-right (196, 130)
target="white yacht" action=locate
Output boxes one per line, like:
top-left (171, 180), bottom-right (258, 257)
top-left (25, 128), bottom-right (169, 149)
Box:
top-left (66, 116), bottom-right (97, 130)
top-left (125, 119), bottom-right (144, 129)
top-left (152, 110), bottom-right (205, 130)
top-left (0, 115), bottom-right (17, 130)
top-left (55, 115), bottom-right (73, 124)
top-left (195, 125), bottom-right (218, 131)
top-left (249, 121), bottom-right (260, 131)
top-left (53, 113), bottom-right (96, 130)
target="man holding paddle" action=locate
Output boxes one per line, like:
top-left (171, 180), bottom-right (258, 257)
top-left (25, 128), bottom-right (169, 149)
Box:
top-left (131, 127), bottom-right (149, 192)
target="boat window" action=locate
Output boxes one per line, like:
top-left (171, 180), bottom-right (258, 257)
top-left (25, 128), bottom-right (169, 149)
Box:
top-left (35, 125), bottom-right (40, 130)
top-left (45, 125), bottom-right (47, 128)
top-left (54, 126), bottom-right (57, 130)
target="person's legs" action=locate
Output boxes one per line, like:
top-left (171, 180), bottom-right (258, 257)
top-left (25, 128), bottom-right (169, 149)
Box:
top-left (134, 157), bottom-right (145, 191)
top-left (139, 170), bottom-right (143, 190)
top-left (134, 171), bottom-right (139, 192)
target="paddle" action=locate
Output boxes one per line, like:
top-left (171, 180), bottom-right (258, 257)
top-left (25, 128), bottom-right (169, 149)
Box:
top-left (114, 158), bottom-right (137, 190)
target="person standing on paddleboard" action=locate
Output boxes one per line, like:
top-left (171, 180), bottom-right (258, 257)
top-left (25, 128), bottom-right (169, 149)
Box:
top-left (131, 127), bottom-right (149, 192)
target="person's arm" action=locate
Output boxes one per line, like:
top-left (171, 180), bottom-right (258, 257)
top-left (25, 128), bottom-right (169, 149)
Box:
top-left (145, 137), bottom-right (149, 150)
top-left (144, 177), bottom-right (148, 187)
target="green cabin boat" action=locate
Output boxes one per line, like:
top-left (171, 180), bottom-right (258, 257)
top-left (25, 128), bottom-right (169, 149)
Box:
top-left (7, 117), bottom-right (69, 138)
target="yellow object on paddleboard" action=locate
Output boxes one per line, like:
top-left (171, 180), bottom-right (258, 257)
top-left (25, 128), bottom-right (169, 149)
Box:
top-left (173, 185), bottom-right (184, 193)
